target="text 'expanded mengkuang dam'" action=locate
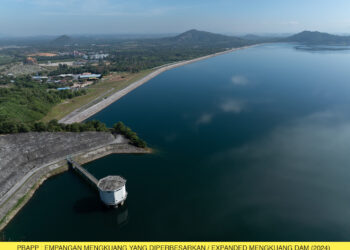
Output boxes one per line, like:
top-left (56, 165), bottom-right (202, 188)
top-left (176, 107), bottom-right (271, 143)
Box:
top-left (67, 157), bottom-right (127, 207)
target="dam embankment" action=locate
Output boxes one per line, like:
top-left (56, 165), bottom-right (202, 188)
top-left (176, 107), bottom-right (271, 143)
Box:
top-left (0, 132), bottom-right (150, 230)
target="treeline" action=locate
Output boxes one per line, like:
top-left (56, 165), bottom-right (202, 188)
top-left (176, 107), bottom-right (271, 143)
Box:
top-left (0, 75), bottom-right (35, 86)
top-left (40, 45), bottom-right (235, 74)
top-left (0, 120), bottom-right (147, 148)
top-left (43, 47), bottom-right (227, 74)
top-left (0, 120), bottom-right (108, 134)
top-left (35, 55), bottom-right (74, 63)
top-left (48, 63), bottom-right (109, 76)
top-left (106, 46), bottom-right (227, 73)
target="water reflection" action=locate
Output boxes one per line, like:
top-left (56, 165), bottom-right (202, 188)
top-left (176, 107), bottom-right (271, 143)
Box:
top-left (116, 207), bottom-right (129, 228)
top-left (213, 109), bottom-right (350, 167)
top-left (295, 45), bottom-right (350, 52)
top-left (231, 75), bottom-right (249, 85)
top-left (220, 99), bottom-right (245, 113)
top-left (195, 98), bottom-right (246, 127)
top-left (73, 196), bottom-right (105, 213)
top-left (209, 109), bottom-right (350, 239)
top-left (73, 197), bottom-right (129, 227)
top-left (196, 113), bottom-right (213, 125)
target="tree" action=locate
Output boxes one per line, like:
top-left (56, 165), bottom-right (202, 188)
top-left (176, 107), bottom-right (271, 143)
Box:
top-left (133, 138), bottom-right (147, 148)
top-left (0, 121), bottom-right (18, 134)
top-left (33, 122), bottom-right (47, 132)
top-left (112, 121), bottom-right (147, 148)
top-left (69, 123), bottom-right (81, 132)
top-left (89, 120), bottom-right (109, 132)
top-left (113, 121), bottom-right (126, 133)
top-left (47, 120), bottom-right (62, 132)
top-left (18, 123), bottom-right (30, 133)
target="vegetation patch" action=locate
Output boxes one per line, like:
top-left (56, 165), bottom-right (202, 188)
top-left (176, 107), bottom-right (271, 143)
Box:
top-left (42, 69), bottom-right (154, 122)
top-left (0, 120), bottom-right (147, 148)
top-left (0, 77), bottom-right (87, 127)
top-left (113, 121), bottom-right (147, 148)
top-left (0, 55), bottom-right (14, 66)
top-left (0, 119), bottom-right (108, 134)
top-left (48, 63), bottom-right (109, 76)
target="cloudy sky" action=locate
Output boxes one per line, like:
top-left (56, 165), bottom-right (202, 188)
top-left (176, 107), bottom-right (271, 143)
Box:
top-left (1, 0), bottom-right (350, 36)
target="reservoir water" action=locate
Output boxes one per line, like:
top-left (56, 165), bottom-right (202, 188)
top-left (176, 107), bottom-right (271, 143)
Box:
top-left (4, 44), bottom-right (350, 240)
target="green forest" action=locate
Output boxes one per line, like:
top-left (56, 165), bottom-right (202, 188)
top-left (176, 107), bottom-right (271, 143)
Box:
top-left (0, 78), bottom-right (86, 127)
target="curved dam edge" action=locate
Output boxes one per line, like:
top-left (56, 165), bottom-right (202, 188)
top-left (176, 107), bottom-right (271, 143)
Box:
top-left (0, 134), bottom-right (151, 231)
top-left (59, 45), bottom-right (256, 124)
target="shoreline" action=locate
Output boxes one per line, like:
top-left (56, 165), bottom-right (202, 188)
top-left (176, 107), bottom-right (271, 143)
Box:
top-left (0, 140), bottom-right (151, 231)
top-left (59, 45), bottom-right (255, 124)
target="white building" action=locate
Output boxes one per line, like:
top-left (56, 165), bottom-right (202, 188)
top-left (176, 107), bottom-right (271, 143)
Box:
top-left (90, 53), bottom-right (109, 60)
top-left (32, 76), bottom-right (48, 80)
top-left (78, 73), bottom-right (101, 80)
top-left (97, 176), bottom-right (127, 207)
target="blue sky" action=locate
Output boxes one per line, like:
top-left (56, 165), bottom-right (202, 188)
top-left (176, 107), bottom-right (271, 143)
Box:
top-left (1, 0), bottom-right (350, 36)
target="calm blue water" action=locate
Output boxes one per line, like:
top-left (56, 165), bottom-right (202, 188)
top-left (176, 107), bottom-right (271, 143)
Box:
top-left (4, 44), bottom-right (350, 241)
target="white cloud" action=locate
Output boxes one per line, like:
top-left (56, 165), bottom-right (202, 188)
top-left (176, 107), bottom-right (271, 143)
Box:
top-left (213, 110), bottom-right (350, 169)
top-left (207, 110), bottom-right (350, 230)
top-left (196, 113), bottom-right (213, 125)
top-left (231, 75), bottom-right (248, 85)
top-left (220, 99), bottom-right (245, 113)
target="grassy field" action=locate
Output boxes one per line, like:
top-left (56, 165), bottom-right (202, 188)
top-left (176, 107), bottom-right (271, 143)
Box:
top-left (42, 69), bottom-right (155, 122)
top-left (0, 55), bottom-right (14, 65)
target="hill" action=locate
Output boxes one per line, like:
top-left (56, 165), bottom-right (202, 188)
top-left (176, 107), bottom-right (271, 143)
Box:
top-left (171, 29), bottom-right (238, 43)
top-left (160, 29), bottom-right (249, 48)
top-left (52, 35), bottom-right (72, 45)
top-left (285, 31), bottom-right (350, 45)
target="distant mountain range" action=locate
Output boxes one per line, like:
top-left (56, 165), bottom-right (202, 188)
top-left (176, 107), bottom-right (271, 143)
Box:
top-left (46, 30), bottom-right (350, 49)
top-left (2, 29), bottom-right (350, 47)
top-left (285, 31), bottom-right (350, 45)
top-left (49, 29), bottom-right (246, 47)
top-left (161, 29), bottom-right (350, 46)
top-left (159, 29), bottom-right (350, 47)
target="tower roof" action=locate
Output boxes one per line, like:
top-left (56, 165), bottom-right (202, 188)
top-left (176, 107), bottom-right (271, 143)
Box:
top-left (97, 175), bottom-right (126, 191)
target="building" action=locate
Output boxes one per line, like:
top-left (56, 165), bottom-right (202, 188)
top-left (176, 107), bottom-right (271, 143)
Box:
top-left (78, 73), bottom-right (102, 80)
top-left (57, 87), bottom-right (70, 90)
top-left (24, 57), bottom-right (37, 65)
top-left (97, 176), bottom-right (127, 207)
top-left (73, 61), bottom-right (86, 66)
top-left (59, 74), bottom-right (73, 77)
top-left (73, 50), bottom-right (85, 57)
top-left (90, 53), bottom-right (109, 60)
top-left (32, 76), bottom-right (48, 81)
